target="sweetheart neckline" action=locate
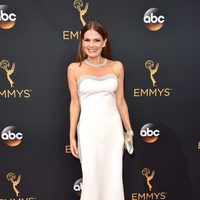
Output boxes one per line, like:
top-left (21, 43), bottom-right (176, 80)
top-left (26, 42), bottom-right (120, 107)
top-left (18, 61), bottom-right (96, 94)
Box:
top-left (77, 73), bottom-right (119, 85)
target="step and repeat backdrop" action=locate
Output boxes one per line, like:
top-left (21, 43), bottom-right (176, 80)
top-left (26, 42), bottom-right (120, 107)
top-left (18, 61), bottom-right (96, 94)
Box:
top-left (0, 0), bottom-right (199, 199)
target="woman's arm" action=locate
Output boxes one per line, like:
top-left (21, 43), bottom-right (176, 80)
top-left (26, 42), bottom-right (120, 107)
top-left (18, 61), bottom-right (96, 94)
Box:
top-left (67, 63), bottom-right (80, 158)
top-left (115, 61), bottom-right (133, 134)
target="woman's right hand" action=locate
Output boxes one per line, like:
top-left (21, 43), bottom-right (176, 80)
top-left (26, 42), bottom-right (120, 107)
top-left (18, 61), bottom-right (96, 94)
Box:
top-left (70, 137), bottom-right (79, 159)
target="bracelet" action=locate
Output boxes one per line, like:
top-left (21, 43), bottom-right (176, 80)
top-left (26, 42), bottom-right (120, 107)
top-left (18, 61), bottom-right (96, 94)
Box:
top-left (126, 130), bottom-right (134, 136)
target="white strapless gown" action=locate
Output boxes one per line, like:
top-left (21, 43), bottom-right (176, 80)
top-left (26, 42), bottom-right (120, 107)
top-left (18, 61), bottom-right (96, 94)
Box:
top-left (77, 73), bottom-right (125, 200)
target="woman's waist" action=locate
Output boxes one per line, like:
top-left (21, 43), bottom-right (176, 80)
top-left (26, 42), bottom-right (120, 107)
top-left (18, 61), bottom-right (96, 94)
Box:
top-left (80, 99), bottom-right (117, 109)
top-left (79, 107), bottom-right (121, 122)
top-left (80, 104), bottom-right (119, 114)
top-left (78, 109), bottom-right (123, 132)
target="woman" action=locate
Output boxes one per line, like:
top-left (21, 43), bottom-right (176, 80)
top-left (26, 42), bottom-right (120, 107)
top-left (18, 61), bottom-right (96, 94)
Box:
top-left (67, 20), bottom-right (134, 200)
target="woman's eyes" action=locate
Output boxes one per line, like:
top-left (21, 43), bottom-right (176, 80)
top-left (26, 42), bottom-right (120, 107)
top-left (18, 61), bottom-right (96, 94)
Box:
top-left (84, 39), bottom-right (101, 42)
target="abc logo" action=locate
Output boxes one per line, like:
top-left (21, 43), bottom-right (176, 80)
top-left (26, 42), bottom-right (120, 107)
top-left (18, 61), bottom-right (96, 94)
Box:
top-left (140, 123), bottom-right (160, 143)
top-left (0, 5), bottom-right (16, 29)
top-left (73, 178), bottom-right (82, 196)
top-left (0, 10), bottom-right (16, 21)
top-left (143, 8), bottom-right (165, 31)
top-left (140, 127), bottom-right (160, 137)
top-left (2, 131), bottom-right (23, 140)
top-left (1, 126), bottom-right (23, 147)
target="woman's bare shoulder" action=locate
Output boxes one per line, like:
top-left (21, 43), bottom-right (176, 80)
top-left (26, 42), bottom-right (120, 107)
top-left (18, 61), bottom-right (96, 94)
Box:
top-left (108, 59), bottom-right (124, 73)
top-left (68, 62), bottom-right (80, 70)
top-left (67, 62), bottom-right (81, 74)
top-left (107, 59), bottom-right (123, 77)
top-left (108, 59), bottom-right (123, 66)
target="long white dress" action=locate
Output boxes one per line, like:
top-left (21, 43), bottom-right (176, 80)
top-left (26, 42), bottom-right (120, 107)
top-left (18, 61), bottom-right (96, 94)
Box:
top-left (77, 73), bottom-right (125, 200)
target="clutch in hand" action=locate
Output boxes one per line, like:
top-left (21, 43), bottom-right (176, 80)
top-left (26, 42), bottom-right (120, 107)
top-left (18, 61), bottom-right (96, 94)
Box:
top-left (123, 130), bottom-right (134, 155)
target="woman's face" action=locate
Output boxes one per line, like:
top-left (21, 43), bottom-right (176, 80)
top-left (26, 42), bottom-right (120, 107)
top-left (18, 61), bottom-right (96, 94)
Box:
top-left (82, 29), bottom-right (107, 58)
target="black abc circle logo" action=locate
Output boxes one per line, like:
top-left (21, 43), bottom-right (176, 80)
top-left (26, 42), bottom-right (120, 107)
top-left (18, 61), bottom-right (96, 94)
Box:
top-left (140, 123), bottom-right (160, 143)
top-left (1, 126), bottom-right (23, 147)
top-left (73, 178), bottom-right (82, 196)
top-left (143, 8), bottom-right (165, 31)
top-left (0, 5), bottom-right (16, 29)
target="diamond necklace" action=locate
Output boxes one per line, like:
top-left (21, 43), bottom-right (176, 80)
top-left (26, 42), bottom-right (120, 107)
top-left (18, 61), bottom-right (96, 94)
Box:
top-left (84, 58), bottom-right (107, 67)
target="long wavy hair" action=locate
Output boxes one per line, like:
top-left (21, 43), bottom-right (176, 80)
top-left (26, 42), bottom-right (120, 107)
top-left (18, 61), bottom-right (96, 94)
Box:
top-left (76, 20), bottom-right (112, 65)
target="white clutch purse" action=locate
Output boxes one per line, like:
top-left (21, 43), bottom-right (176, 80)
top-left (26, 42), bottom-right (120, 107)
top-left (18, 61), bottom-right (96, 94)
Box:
top-left (123, 130), bottom-right (134, 155)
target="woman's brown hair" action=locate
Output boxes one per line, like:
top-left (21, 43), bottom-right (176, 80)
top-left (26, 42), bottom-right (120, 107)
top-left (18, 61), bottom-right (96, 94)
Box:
top-left (76, 20), bottom-right (112, 65)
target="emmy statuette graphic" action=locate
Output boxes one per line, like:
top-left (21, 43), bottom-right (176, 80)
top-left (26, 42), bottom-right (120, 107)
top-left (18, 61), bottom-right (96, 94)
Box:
top-left (7, 172), bottom-right (21, 197)
top-left (142, 168), bottom-right (155, 191)
top-left (73, 0), bottom-right (89, 26)
top-left (0, 59), bottom-right (15, 88)
top-left (145, 60), bottom-right (159, 87)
